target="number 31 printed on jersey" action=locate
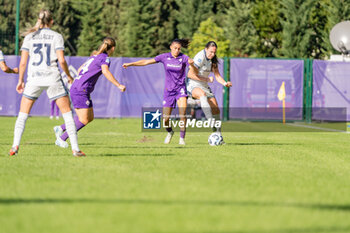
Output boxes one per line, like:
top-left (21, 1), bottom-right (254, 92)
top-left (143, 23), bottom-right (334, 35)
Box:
top-left (32, 43), bottom-right (51, 66)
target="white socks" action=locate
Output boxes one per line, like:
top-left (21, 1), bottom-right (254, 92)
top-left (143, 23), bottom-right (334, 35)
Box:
top-left (12, 112), bottom-right (28, 147)
top-left (200, 96), bottom-right (213, 120)
top-left (62, 111), bottom-right (80, 152)
top-left (12, 111), bottom-right (80, 152)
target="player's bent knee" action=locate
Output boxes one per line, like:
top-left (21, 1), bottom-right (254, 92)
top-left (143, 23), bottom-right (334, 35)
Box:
top-left (78, 116), bottom-right (90, 125)
top-left (197, 90), bottom-right (206, 97)
top-left (193, 89), bottom-right (206, 99)
top-left (212, 108), bottom-right (220, 115)
top-left (81, 119), bottom-right (89, 125)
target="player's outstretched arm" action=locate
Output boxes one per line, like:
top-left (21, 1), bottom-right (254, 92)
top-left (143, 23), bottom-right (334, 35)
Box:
top-left (213, 66), bottom-right (232, 87)
top-left (102, 65), bottom-right (126, 92)
top-left (122, 59), bottom-right (157, 68)
top-left (56, 50), bottom-right (74, 84)
top-left (0, 61), bottom-right (18, 74)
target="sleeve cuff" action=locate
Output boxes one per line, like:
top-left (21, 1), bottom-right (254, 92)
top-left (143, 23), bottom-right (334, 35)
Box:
top-left (20, 48), bottom-right (29, 51)
top-left (55, 47), bottom-right (65, 51)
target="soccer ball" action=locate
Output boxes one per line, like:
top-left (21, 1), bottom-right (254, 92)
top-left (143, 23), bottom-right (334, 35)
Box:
top-left (208, 132), bottom-right (223, 146)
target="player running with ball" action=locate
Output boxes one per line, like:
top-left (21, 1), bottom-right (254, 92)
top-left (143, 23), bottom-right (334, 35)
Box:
top-left (187, 41), bottom-right (232, 143)
top-left (54, 37), bottom-right (126, 148)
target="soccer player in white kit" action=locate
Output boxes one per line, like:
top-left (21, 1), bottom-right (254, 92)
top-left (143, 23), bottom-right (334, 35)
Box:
top-left (0, 50), bottom-right (18, 74)
top-left (8, 10), bottom-right (85, 157)
top-left (187, 41), bottom-right (232, 143)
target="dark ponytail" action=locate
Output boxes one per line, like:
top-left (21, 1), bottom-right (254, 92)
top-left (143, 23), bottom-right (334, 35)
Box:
top-left (205, 41), bottom-right (218, 70)
top-left (171, 38), bottom-right (190, 49)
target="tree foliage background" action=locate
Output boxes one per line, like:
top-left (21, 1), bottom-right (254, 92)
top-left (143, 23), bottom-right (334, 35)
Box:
top-left (1, 0), bottom-right (350, 58)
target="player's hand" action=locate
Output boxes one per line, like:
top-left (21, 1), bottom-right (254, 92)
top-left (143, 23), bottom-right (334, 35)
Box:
top-left (224, 81), bottom-right (232, 87)
top-left (13, 67), bottom-right (19, 74)
top-left (188, 58), bottom-right (194, 65)
top-left (208, 76), bottom-right (214, 83)
top-left (122, 63), bottom-right (130, 69)
top-left (118, 84), bottom-right (126, 92)
top-left (16, 81), bottom-right (25, 94)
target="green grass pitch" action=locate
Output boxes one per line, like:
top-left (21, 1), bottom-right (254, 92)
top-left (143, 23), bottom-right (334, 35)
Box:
top-left (1, 117), bottom-right (350, 233)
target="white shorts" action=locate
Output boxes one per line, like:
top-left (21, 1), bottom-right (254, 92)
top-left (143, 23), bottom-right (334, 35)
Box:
top-left (187, 81), bottom-right (215, 98)
top-left (23, 79), bottom-right (68, 101)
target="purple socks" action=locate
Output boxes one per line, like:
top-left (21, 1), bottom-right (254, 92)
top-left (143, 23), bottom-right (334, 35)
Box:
top-left (180, 130), bottom-right (185, 139)
top-left (60, 116), bottom-right (86, 141)
top-left (50, 101), bottom-right (59, 117)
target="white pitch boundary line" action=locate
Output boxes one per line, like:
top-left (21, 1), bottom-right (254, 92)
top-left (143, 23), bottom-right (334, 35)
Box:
top-left (286, 123), bottom-right (348, 133)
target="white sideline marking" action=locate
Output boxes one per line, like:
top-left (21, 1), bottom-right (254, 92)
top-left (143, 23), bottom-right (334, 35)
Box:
top-left (287, 123), bottom-right (348, 133)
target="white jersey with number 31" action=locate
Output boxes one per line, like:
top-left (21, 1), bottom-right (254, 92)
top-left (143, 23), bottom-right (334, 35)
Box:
top-left (21, 28), bottom-right (64, 85)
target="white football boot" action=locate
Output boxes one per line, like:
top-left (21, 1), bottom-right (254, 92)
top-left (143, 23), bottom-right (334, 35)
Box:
top-left (54, 126), bottom-right (63, 138)
top-left (179, 137), bottom-right (186, 145)
top-left (54, 126), bottom-right (68, 148)
top-left (164, 131), bottom-right (174, 144)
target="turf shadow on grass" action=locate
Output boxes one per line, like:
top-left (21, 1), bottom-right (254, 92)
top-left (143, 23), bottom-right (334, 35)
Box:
top-left (89, 146), bottom-right (198, 149)
top-left (226, 142), bottom-right (301, 146)
top-left (1, 198), bottom-right (350, 212)
top-left (191, 142), bottom-right (300, 146)
top-left (7, 142), bottom-right (96, 146)
top-left (100, 153), bottom-right (174, 157)
top-left (23, 142), bottom-right (55, 146)
top-left (189, 226), bottom-right (350, 233)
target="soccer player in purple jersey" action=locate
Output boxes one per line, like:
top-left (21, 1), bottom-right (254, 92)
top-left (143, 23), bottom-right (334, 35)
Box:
top-left (122, 39), bottom-right (196, 145)
top-left (54, 37), bottom-right (126, 148)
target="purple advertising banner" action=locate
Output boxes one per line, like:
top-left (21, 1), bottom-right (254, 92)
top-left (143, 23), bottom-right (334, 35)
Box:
top-left (229, 58), bottom-right (304, 120)
top-left (0, 56), bottom-right (223, 118)
top-left (313, 60), bottom-right (350, 121)
top-left (0, 55), bottom-right (21, 116)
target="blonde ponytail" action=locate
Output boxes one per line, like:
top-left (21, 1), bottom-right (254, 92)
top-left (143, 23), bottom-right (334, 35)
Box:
top-left (90, 50), bottom-right (98, 56)
top-left (22, 9), bottom-right (53, 36)
top-left (95, 37), bottom-right (116, 55)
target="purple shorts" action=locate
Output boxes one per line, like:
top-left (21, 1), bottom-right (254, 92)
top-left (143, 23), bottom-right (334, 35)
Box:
top-left (70, 88), bottom-right (93, 109)
top-left (163, 87), bottom-right (187, 108)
